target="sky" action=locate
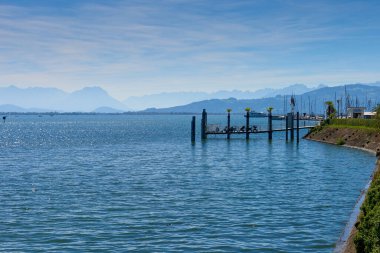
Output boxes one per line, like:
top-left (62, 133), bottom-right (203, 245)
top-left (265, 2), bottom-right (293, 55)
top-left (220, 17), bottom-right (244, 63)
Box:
top-left (1, 0), bottom-right (380, 100)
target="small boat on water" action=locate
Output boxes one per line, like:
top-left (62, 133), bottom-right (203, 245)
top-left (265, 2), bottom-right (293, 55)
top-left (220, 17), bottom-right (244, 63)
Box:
top-left (250, 111), bottom-right (267, 117)
top-left (245, 111), bottom-right (285, 120)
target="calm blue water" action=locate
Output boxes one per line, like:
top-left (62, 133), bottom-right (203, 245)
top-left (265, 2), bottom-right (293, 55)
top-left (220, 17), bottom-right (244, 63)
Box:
top-left (0, 114), bottom-right (376, 252)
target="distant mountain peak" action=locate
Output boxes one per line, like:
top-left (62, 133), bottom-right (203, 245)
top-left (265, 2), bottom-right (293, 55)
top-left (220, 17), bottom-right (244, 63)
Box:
top-left (74, 86), bottom-right (108, 95)
top-left (92, 106), bottom-right (123, 113)
top-left (0, 85), bottom-right (129, 112)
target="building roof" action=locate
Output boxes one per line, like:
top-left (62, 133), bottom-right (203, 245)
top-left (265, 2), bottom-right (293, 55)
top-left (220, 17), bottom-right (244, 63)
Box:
top-left (347, 106), bottom-right (366, 109)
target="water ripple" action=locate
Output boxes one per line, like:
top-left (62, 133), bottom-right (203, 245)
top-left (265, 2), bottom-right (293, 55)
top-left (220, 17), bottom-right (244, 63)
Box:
top-left (0, 114), bottom-right (376, 252)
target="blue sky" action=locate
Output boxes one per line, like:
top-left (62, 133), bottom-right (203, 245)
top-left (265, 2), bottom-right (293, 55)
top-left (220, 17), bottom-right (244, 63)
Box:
top-left (1, 0), bottom-right (380, 99)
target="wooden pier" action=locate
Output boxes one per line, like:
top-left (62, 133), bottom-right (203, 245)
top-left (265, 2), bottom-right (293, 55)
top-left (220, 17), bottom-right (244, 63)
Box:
top-left (191, 109), bottom-right (318, 142)
top-left (204, 126), bottom-right (314, 135)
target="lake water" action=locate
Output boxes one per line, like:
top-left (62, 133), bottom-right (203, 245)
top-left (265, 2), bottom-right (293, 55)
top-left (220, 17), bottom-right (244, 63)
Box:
top-left (0, 114), bottom-right (376, 252)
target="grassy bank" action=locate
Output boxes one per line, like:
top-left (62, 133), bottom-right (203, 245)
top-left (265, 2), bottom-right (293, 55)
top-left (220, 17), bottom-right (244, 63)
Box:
top-left (329, 119), bottom-right (380, 130)
top-left (305, 119), bottom-right (380, 252)
top-left (306, 125), bottom-right (380, 153)
top-left (354, 161), bottom-right (380, 252)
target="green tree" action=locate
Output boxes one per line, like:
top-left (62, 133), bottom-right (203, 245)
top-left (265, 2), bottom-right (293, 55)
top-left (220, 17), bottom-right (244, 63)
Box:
top-left (325, 101), bottom-right (336, 119)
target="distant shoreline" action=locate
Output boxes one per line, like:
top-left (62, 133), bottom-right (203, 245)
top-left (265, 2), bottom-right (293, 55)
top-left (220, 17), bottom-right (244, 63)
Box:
top-left (0, 112), bottom-right (198, 115)
top-left (0, 112), bottom-right (247, 116)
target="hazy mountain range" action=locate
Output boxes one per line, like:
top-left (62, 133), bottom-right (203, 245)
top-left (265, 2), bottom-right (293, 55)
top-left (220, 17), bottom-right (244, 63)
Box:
top-left (0, 86), bottom-right (129, 112)
top-left (0, 83), bottom-right (379, 113)
top-left (144, 84), bottom-right (380, 115)
top-left (124, 84), bottom-right (323, 110)
top-left (0, 84), bottom-right (317, 112)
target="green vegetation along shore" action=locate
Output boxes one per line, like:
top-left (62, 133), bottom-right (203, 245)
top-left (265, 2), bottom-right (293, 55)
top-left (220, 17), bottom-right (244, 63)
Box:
top-left (355, 161), bottom-right (380, 252)
top-left (305, 119), bottom-right (380, 253)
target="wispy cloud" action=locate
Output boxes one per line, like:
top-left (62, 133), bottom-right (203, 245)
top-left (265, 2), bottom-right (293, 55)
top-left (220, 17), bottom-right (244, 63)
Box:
top-left (0, 0), bottom-right (380, 98)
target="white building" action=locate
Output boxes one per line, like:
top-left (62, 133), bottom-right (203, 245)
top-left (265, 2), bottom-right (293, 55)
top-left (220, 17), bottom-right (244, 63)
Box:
top-left (364, 111), bottom-right (377, 119)
top-left (347, 107), bottom-right (366, 118)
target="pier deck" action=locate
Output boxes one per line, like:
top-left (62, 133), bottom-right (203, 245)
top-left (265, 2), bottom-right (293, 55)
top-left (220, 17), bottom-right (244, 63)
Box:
top-left (206, 126), bottom-right (314, 135)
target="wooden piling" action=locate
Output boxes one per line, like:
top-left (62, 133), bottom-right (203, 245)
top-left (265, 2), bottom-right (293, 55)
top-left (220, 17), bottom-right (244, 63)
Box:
top-left (245, 110), bottom-right (250, 140)
top-left (296, 112), bottom-right (300, 143)
top-left (268, 110), bottom-right (272, 140)
top-left (227, 111), bottom-right (231, 139)
top-left (191, 116), bottom-right (196, 142)
top-left (201, 109), bottom-right (207, 140)
top-left (289, 112), bottom-right (294, 140)
top-left (285, 115), bottom-right (289, 141)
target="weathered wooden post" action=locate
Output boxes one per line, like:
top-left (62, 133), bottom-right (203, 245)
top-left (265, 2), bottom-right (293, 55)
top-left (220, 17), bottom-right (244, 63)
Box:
top-left (191, 116), bottom-right (196, 143)
top-left (267, 107), bottom-right (273, 140)
top-left (227, 109), bottom-right (231, 140)
top-left (201, 109), bottom-right (207, 140)
top-left (296, 112), bottom-right (300, 143)
top-left (245, 107), bottom-right (250, 140)
top-left (289, 112), bottom-right (294, 141)
top-left (285, 115), bottom-right (289, 141)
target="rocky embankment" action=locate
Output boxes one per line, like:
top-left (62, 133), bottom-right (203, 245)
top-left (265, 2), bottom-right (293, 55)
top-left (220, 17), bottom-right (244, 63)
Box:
top-left (305, 126), bottom-right (380, 154)
top-left (305, 126), bottom-right (380, 253)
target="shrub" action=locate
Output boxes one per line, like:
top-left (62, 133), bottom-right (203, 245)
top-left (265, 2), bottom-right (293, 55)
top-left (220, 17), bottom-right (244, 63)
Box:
top-left (336, 138), bottom-right (345, 145)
